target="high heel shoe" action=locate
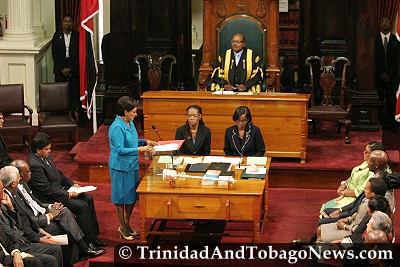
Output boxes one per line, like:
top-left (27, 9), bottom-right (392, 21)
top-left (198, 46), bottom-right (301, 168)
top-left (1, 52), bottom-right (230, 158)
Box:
top-left (118, 227), bottom-right (134, 240)
top-left (126, 226), bottom-right (139, 236)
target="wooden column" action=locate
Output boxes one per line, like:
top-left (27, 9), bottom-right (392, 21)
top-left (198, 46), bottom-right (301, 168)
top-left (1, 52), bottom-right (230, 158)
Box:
top-left (351, 0), bottom-right (379, 131)
top-left (266, 0), bottom-right (280, 92)
top-left (198, 0), bottom-right (213, 91)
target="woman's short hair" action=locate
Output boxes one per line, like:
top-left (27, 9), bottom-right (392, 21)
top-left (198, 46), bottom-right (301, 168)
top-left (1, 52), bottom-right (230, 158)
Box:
top-left (368, 195), bottom-right (390, 213)
top-left (368, 141), bottom-right (386, 152)
top-left (370, 211), bottom-right (392, 235)
top-left (115, 96), bottom-right (137, 116)
top-left (368, 178), bottom-right (388, 196)
top-left (232, 106), bottom-right (252, 123)
top-left (31, 132), bottom-right (52, 153)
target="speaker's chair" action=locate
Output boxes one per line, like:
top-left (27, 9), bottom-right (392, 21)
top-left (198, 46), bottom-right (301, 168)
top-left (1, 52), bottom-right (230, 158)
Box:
top-left (210, 14), bottom-right (267, 92)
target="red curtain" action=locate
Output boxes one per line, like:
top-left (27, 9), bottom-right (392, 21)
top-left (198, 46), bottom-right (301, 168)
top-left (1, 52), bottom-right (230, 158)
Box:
top-left (55, 0), bottom-right (81, 32)
top-left (377, 0), bottom-right (400, 27)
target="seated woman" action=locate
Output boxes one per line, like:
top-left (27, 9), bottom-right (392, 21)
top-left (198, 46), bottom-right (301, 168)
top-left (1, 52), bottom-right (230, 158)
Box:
top-left (320, 141), bottom-right (388, 211)
top-left (223, 106), bottom-right (265, 157)
top-left (175, 105), bottom-right (211, 156)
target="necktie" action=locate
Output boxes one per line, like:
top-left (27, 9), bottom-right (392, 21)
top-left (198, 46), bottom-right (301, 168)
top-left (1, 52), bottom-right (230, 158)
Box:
top-left (235, 54), bottom-right (240, 66)
top-left (384, 36), bottom-right (388, 53)
top-left (384, 36), bottom-right (388, 69)
top-left (19, 187), bottom-right (46, 215)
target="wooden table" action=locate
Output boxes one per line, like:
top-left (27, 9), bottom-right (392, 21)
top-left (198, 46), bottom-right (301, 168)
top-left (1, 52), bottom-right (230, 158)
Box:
top-left (142, 91), bottom-right (309, 163)
top-left (136, 156), bottom-right (271, 244)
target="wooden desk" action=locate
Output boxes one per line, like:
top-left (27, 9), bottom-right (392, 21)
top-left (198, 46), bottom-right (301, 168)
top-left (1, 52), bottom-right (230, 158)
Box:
top-left (142, 91), bottom-right (309, 163)
top-left (136, 156), bottom-right (271, 244)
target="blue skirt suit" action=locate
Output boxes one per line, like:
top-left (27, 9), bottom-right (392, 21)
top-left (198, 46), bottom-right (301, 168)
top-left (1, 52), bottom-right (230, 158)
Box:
top-left (108, 116), bottom-right (146, 204)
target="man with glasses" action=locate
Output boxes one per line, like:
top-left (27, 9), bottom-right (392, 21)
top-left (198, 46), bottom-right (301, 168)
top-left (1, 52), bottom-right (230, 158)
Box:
top-left (0, 108), bottom-right (13, 169)
top-left (210, 33), bottom-right (263, 92)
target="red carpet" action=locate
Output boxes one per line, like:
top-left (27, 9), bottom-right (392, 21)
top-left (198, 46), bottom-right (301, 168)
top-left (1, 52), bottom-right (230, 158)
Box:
top-left (74, 182), bottom-right (400, 267)
top-left (3, 121), bottom-right (400, 266)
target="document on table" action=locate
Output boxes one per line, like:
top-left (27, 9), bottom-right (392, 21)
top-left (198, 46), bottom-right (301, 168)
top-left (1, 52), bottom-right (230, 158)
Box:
top-left (202, 156), bottom-right (242, 165)
top-left (182, 156), bottom-right (204, 165)
top-left (246, 156), bottom-right (268, 165)
top-left (157, 156), bottom-right (184, 164)
top-left (212, 91), bottom-right (235, 95)
top-left (245, 167), bottom-right (267, 175)
top-left (67, 186), bottom-right (97, 194)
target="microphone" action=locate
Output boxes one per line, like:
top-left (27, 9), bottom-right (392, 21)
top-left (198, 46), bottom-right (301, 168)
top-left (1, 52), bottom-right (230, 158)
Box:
top-left (152, 124), bottom-right (163, 141)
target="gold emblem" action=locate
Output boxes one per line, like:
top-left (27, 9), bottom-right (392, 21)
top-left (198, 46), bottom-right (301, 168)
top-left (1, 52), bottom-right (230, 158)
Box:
top-left (255, 56), bottom-right (260, 63)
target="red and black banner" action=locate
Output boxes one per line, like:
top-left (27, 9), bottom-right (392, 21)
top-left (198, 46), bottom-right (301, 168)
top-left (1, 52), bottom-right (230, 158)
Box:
top-left (79, 0), bottom-right (98, 118)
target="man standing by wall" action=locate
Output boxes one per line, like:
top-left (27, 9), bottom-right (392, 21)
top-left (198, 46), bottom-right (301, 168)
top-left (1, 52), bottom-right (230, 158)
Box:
top-left (375, 17), bottom-right (400, 133)
top-left (51, 14), bottom-right (83, 126)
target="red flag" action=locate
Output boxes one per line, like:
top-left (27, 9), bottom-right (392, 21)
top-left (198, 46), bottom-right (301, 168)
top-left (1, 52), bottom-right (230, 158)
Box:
top-left (396, 9), bottom-right (400, 122)
top-left (79, 0), bottom-right (99, 118)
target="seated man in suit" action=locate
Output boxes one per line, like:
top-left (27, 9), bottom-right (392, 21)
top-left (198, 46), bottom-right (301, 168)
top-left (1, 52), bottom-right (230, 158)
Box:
top-left (9, 160), bottom-right (105, 261)
top-left (27, 133), bottom-right (106, 250)
top-left (0, 173), bottom-right (63, 267)
top-left (0, 108), bottom-right (13, 169)
top-left (210, 33), bottom-right (263, 93)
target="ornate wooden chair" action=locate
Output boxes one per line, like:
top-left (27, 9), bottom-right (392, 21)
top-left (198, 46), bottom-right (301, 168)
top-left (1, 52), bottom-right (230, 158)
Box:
top-left (134, 52), bottom-right (177, 91)
top-left (306, 55), bottom-right (352, 144)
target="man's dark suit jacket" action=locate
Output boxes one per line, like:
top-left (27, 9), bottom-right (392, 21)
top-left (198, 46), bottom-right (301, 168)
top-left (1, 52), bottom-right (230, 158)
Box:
top-left (223, 123), bottom-right (265, 157)
top-left (0, 204), bottom-right (32, 252)
top-left (27, 152), bottom-right (74, 204)
top-left (3, 191), bottom-right (44, 243)
top-left (13, 183), bottom-right (51, 227)
top-left (0, 135), bottom-right (13, 169)
top-left (51, 30), bottom-right (79, 78)
top-left (175, 124), bottom-right (211, 156)
top-left (375, 33), bottom-right (400, 91)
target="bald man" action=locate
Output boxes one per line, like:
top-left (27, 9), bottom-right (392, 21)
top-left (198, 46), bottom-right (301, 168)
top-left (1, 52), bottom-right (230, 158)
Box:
top-left (367, 150), bottom-right (389, 173)
top-left (367, 150), bottom-right (395, 210)
top-left (365, 229), bottom-right (388, 244)
top-left (210, 33), bottom-right (263, 92)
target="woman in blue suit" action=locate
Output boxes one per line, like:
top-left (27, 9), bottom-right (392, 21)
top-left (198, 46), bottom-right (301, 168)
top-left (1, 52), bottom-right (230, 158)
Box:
top-left (108, 96), bottom-right (156, 240)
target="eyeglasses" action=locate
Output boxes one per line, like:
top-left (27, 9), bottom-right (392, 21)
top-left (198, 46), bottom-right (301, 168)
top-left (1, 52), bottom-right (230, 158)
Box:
top-left (236, 119), bottom-right (248, 124)
top-left (187, 114), bottom-right (199, 119)
top-left (231, 40), bottom-right (244, 44)
top-left (20, 170), bottom-right (31, 175)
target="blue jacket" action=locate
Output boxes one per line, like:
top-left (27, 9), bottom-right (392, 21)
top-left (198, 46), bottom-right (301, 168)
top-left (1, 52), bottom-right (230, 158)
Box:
top-left (108, 116), bottom-right (146, 171)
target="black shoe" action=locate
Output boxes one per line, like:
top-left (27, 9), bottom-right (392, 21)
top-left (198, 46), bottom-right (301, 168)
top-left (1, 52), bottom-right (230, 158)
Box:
top-left (81, 245), bottom-right (106, 258)
top-left (79, 254), bottom-right (88, 261)
top-left (92, 239), bottom-right (107, 247)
